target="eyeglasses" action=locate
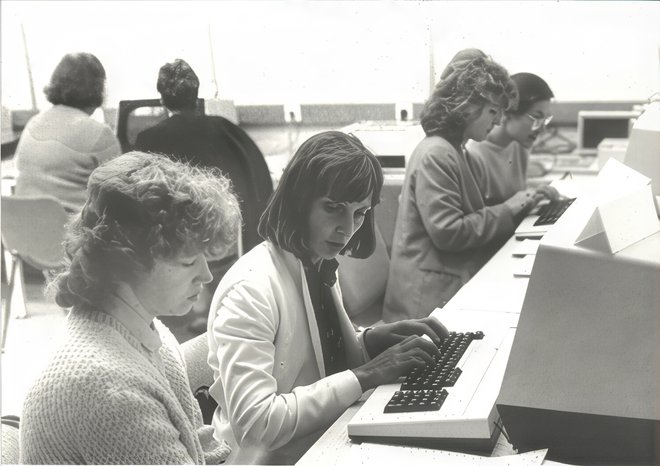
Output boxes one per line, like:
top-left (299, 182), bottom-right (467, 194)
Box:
top-left (526, 114), bottom-right (553, 131)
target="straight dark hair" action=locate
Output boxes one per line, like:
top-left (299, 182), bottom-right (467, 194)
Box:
top-left (258, 131), bottom-right (383, 259)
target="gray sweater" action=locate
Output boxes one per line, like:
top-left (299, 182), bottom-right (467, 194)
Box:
top-left (14, 105), bottom-right (120, 212)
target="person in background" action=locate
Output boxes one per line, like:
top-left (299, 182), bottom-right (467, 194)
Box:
top-left (207, 131), bottom-right (448, 464)
top-left (466, 72), bottom-right (559, 206)
top-left (135, 58), bottom-right (271, 254)
top-left (135, 58), bottom-right (272, 333)
top-left (383, 51), bottom-right (524, 322)
top-left (20, 152), bottom-right (240, 464)
top-left (14, 52), bottom-right (120, 213)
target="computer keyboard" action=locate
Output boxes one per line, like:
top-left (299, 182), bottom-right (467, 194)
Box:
top-left (347, 310), bottom-right (517, 452)
top-left (533, 198), bottom-right (575, 227)
top-left (382, 331), bottom-right (485, 414)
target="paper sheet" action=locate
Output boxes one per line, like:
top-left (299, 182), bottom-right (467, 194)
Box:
top-left (512, 255), bottom-right (536, 277)
top-left (344, 443), bottom-right (548, 465)
top-left (512, 239), bottom-right (541, 257)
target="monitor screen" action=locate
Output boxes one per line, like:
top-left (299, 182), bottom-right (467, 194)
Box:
top-left (577, 110), bottom-right (638, 154)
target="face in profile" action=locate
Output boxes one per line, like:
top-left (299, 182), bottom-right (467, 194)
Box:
top-left (306, 195), bottom-right (372, 263)
top-left (505, 100), bottom-right (552, 148)
top-left (130, 251), bottom-right (213, 317)
top-left (464, 102), bottom-right (503, 142)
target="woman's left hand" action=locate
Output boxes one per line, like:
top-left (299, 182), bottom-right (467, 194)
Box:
top-left (363, 317), bottom-right (450, 358)
top-left (535, 184), bottom-right (561, 202)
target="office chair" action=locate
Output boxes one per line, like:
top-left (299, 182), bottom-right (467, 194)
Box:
top-left (116, 98), bottom-right (205, 153)
top-left (1, 416), bottom-right (20, 464)
top-left (1, 195), bottom-right (68, 351)
top-left (181, 332), bottom-right (217, 424)
top-left (116, 98), bottom-right (273, 252)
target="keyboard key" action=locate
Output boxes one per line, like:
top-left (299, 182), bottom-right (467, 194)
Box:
top-left (534, 198), bottom-right (575, 226)
top-left (384, 389), bottom-right (448, 413)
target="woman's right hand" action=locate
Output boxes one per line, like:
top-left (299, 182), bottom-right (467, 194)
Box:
top-left (505, 188), bottom-right (539, 216)
top-left (351, 335), bottom-right (440, 391)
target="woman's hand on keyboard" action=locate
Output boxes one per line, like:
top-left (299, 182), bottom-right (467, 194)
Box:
top-left (352, 335), bottom-right (440, 391)
top-left (363, 317), bottom-right (449, 358)
top-left (505, 188), bottom-right (538, 216)
top-left (535, 184), bottom-right (560, 202)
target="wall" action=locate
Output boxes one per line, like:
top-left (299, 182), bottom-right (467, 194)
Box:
top-left (1, 1), bottom-right (659, 113)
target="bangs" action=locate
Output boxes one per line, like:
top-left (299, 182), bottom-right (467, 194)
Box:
top-left (313, 153), bottom-right (379, 205)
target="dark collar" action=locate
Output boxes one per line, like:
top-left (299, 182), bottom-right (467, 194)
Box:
top-left (302, 257), bottom-right (339, 287)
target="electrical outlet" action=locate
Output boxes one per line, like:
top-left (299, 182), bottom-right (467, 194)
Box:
top-left (284, 103), bottom-right (302, 123)
top-left (396, 103), bottom-right (414, 122)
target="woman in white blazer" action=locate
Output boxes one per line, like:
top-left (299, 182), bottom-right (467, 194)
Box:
top-left (207, 131), bottom-right (448, 464)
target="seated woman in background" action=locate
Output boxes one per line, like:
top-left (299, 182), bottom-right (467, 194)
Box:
top-left (207, 131), bottom-right (448, 465)
top-left (465, 72), bottom-right (559, 206)
top-left (20, 152), bottom-right (239, 464)
top-left (383, 52), bottom-right (524, 322)
top-left (14, 52), bottom-right (120, 213)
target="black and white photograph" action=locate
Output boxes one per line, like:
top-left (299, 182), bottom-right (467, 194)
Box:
top-left (1, 1), bottom-right (659, 464)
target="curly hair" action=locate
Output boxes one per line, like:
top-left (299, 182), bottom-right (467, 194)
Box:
top-left (157, 59), bottom-right (200, 111)
top-left (44, 53), bottom-right (106, 110)
top-left (51, 152), bottom-right (241, 310)
top-left (421, 54), bottom-right (518, 145)
top-left (258, 131), bottom-right (383, 260)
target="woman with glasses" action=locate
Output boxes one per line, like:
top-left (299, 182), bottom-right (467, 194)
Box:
top-left (465, 72), bottom-right (560, 206)
top-left (383, 51), bottom-right (523, 322)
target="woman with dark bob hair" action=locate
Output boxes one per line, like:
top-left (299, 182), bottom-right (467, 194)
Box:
top-left (466, 72), bottom-right (560, 204)
top-left (207, 131), bottom-right (448, 464)
top-left (14, 52), bottom-right (120, 213)
top-left (383, 51), bottom-right (524, 322)
top-left (20, 152), bottom-right (239, 464)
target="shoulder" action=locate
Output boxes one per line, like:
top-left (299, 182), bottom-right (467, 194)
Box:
top-left (411, 136), bottom-right (461, 172)
top-left (212, 242), bottom-right (302, 312)
top-left (219, 242), bottom-right (296, 291)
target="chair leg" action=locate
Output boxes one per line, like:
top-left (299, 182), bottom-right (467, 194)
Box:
top-left (1, 257), bottom-right (18, 352)
top-left (9, 257), bottom-right (27, 319)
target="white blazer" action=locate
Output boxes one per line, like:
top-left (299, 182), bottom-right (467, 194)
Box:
top-left (207, 241), bottom-right (368, 464)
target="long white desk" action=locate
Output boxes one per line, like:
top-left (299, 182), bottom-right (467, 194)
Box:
top-left (297, 232), bottom-right (532, 466)
top-left (297, 174), bottom-right (601, 466)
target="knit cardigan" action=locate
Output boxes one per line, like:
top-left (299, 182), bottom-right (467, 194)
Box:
top-left (19, 307), bottom-right (230, 464)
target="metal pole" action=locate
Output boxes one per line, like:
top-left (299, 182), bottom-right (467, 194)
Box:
top-left (208, 24), bottom-right (219, 99)
top-left (20, 23), bottom-right (37, 111)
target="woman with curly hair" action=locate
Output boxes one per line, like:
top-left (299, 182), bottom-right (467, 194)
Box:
top-left (383, 50), bottom-right (525, 322)
top-left (14, 52), bottom-right (120, 213)
top-left (20, 152), bottom-right (240, 464)
top-left (207, 131), bottom-right (448, 464)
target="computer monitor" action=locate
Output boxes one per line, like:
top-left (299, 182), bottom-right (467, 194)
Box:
top-left (497, 189), bottom-right (660, 463)
top-left (577, 110), bottom-right (639, 156)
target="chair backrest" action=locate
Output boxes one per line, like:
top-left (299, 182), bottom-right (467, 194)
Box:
top-left (374, 172), bottom-right (404, 256)
top-left (116, 98), bottom-right (205, 153)
top-left (1, 195), bottom-right (68, 270)
top-left (117, 98), bottom-right (273, 252)
top-left (1, 421), bottom-right (19, 464)
top-left (181, 332), bottom-right (214, 393)
top-left (337, 225), bottom-right (389, 325)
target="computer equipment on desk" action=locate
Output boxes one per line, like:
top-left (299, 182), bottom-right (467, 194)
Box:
top-left (342, 121), bottom-right (424, 168)
top-left (347, 308), bottom-right (519, 453)
top-left (498, 189), bottom-right (660, 464)
top-left (514, 197), bottom-right (577, 240)
top-left (532, 198), bottom-right (575, 226)
top-left (576, 110), bottom-right (639, 157)
top-left (624, 99), bottom-right (660, 200)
